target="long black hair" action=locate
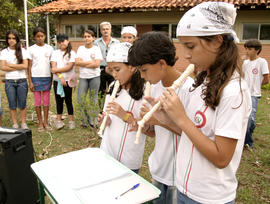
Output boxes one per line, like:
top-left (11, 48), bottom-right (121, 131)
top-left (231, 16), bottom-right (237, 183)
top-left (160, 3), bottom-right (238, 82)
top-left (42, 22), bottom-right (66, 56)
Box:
top-left (5, 29), bottom-right (23, 64)
top-left (108, 63), bottom-right (145, 100)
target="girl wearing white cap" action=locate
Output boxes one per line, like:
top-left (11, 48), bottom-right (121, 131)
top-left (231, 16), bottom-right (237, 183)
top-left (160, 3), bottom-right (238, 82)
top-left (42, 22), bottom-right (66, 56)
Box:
top-left (137, 2), bottom-right (251, 203)
top-left (121, 26), bottom-right (137, 44)
top-left (99, 42), bottom-right (146, 173)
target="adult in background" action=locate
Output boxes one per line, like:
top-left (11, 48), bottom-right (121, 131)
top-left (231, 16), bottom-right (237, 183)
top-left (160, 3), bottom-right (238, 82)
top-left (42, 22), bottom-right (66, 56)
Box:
top-left (94, 21), bottom-right (119, 95)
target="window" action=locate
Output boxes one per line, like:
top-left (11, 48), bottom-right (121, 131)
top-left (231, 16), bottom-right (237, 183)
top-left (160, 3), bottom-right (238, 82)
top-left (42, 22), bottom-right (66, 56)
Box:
top-left (63, 23), bottom-right (178, 39)
top-left (153, 24), bottom-right (169, 33)
top-left (243, 23), bottom-right (270, 41)
top-left (260, 24), bottom-right (270, 40)
top-left (76, 25), bottom-right (86, 38)
top-left (64, 24), bottom-right (99, 39)
top-left (64, 25), bottom-right (75, 38)
top-left (87, 25), bottom-right (98, 37)
top-left (152, 24), bottom-right (177, 39)
top-left (171, 24), bottom-right (177, 39)
top-left (111, 25), bottom-right (122, 38)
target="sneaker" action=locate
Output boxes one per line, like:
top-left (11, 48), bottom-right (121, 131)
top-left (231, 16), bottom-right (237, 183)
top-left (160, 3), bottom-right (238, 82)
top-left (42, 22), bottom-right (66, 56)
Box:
top-left (80, 123), bottom-right (88, 128)
top-left (69, 121), bottom-right (75, 129)
top-left (21, 123), bottom-right (29, 129)
top-left (55, 120), bottom-right (65, 130)
top-left (12, 124), bottom-right (19, 129)
top-left (244, 144), bottom-right (253, 152)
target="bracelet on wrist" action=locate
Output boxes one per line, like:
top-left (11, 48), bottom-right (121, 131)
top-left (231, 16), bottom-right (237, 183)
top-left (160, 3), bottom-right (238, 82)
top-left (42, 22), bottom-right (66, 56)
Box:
top-left (123, 112), bottom-right (133, 122)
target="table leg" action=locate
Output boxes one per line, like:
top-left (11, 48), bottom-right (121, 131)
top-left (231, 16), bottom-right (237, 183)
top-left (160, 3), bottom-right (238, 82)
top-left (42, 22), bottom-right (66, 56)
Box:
top-left (39, 182), bottom-right (45, 204)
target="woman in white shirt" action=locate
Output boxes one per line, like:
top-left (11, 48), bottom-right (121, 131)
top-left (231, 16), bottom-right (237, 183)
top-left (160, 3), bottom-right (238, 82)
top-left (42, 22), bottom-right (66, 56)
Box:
top-left (0, 29), bottom-right (29, 129)
top-left (75, 30), bottom-right (102, 128)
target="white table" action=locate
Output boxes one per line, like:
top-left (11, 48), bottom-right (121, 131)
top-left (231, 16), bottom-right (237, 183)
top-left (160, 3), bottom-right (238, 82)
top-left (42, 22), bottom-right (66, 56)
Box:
top-left (31, 148), bottom-right (160, 204)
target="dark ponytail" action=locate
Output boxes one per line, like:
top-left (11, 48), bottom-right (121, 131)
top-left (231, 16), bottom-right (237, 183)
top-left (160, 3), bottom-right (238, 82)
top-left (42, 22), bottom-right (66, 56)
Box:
top-left (64, 42), bottom-right (72, 59)
top-left (108, 65), bottom-right (145, 101)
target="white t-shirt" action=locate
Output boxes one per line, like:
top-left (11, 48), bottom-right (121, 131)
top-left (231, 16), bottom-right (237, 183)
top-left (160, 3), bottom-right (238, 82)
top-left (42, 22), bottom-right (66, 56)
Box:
top-left (50, 49), bottom-right (76, 81)
top-left (0, 47), bottom-right (28, 79)
top-left (176, 74), bottom-right (251, 203)
top-left (148, 77), bottom-right (194, 186)
top-left (76, 45), bottom-right (103, 79)
top-left (100, 88), bottom-right (146, 170)
top-left (243, 57), bottom-right (269, 97)
top-left (28, 44), bottom-right (53, 77)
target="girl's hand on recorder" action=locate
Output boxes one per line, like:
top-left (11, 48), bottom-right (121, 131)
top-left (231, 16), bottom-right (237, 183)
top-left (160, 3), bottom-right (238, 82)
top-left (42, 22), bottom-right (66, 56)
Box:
top-left (140, 102), bottom-right (160, 126)
top-left (106, 102), bottom-right (126, 119)
top-left (98, 112), bottom-right (111, 126)
top-left (160, 88), bottom-right (187, 127)
top-left (143, 96), bottom-right (172, 125)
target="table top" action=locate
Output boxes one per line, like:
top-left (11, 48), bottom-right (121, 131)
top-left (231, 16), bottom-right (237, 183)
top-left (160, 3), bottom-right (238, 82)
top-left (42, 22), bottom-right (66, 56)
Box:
top-left (31, 148), bottom-right (160, 204)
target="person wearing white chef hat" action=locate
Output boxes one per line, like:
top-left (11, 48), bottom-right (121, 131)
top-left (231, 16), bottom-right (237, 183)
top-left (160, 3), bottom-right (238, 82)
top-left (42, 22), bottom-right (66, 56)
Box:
top-left (121, 26), bottom-right (137, 44)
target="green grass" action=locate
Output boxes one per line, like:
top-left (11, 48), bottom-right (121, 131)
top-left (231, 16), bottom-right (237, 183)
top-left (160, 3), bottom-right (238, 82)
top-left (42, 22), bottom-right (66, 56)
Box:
top-left (0, 84), bottom-right (269, 203)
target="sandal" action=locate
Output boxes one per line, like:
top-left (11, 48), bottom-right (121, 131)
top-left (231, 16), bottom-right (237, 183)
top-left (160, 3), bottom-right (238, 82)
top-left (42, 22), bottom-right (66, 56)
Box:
top-left (44, 125), bottom-right (52, 131)
top-left (38, 126), bottom-right (44, 132)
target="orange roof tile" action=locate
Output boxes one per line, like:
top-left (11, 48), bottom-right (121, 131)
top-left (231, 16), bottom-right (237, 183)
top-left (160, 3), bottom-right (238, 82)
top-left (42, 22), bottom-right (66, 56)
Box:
top-left (28, 0), bottom-right (270, 14)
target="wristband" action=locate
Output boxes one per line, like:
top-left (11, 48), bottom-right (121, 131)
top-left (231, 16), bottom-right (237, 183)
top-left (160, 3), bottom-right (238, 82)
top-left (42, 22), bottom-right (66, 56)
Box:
top-left (58, 74), bottom-right (63, 79)
top-left (123, 112), bottom-right (133, 122)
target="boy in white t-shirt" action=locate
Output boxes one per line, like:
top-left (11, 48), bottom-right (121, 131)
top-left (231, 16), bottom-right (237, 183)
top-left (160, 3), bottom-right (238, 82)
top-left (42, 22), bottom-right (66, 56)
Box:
top-left (75, 30), bottom-right (103, 128)
top-left (128, 31), bottom-right (194, 204)
top-left (243, 39), bottom-right (269, 149)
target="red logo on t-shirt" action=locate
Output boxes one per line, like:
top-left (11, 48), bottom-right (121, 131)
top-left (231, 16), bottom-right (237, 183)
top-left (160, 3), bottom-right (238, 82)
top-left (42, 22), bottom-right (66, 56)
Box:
top-left (194, 111), bottom-right (206, 128)
top-left (90, 53), bottom-right (95, 60)
top-left (252, 68), bottom-right (258, 74)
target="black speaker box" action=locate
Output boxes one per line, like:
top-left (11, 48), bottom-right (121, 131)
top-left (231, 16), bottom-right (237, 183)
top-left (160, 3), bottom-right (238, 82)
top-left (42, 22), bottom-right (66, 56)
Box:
top-left (0, 128), bottom-right (39, 204)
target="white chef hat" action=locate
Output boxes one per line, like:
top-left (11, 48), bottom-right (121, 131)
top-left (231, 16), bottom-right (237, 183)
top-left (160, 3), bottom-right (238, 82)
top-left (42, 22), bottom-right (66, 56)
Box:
top-left (106, 42), bottom-right (132, 63)
top-left (176, 2), bottom-right (239, 42)
top-left (121, 26), bottom-right (137, 37)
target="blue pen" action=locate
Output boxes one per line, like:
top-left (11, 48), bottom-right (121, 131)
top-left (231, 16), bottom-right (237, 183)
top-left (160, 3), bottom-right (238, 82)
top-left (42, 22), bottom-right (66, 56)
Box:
top-left (115, 183), bottom-right (140, 199)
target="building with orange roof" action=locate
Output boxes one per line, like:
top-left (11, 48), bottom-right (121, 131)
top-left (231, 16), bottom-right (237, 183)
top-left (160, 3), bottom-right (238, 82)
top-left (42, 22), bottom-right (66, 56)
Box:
top-left (29, 0), bottom-right (270, 71)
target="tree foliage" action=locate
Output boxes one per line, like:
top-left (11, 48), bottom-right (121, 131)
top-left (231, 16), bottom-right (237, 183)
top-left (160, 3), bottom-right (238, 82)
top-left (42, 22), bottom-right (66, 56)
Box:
top-left (0, 0), bottom-right (25, 42)
top-left (0, 0), bottom-right (57, 48)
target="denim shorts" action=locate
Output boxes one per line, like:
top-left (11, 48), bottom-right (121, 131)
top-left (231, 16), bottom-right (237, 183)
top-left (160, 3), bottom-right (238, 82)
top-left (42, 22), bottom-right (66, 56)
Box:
top-left (5, 79), bottom-right (28, 110)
